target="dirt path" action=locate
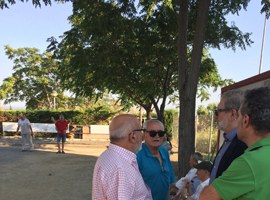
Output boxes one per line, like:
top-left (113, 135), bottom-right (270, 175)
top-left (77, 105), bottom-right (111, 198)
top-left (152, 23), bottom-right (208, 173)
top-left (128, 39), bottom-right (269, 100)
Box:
top-left (0, 137), bottom-right (179, 200)
top-left (0, 138), bottom-right (108, 200)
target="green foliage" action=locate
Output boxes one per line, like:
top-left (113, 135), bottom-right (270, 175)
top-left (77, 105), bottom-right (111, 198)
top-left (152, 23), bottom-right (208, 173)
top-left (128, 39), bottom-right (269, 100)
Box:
top-left (49, 0), bottom-right (229, 123)
top-left (195, 114), bottom-right (218, 160)
top-left (164, 109), bottom-right (178, 138)
top-left (0, 108), bottom-right (115, 125)
top-left (197, 103), bottom-right (217, 116)
top-left (0, 46), bottom-right (61, 110)
top-left (197, 105), bottom-right (208, 116)
top-left (0, 0), bottom-right (71, 9)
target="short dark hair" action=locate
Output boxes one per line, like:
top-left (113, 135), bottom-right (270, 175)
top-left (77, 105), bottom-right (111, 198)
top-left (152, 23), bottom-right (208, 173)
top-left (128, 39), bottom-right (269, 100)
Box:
top-left (240, 87), bottom-right (270, 134)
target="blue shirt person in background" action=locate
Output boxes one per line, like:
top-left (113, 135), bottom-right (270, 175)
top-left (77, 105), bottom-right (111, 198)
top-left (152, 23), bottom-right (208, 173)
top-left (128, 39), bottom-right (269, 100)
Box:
top-left (137, 119), bottom-right (175, 200)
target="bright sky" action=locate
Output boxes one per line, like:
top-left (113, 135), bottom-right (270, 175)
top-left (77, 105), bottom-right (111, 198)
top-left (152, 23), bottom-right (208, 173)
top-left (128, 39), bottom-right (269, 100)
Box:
top-left (0, 1), bottom-right (269, 109)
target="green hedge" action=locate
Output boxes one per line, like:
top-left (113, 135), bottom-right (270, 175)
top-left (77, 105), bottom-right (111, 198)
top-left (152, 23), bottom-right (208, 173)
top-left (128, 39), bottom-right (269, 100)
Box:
top-left (0, 107), bottom-right (115, 125)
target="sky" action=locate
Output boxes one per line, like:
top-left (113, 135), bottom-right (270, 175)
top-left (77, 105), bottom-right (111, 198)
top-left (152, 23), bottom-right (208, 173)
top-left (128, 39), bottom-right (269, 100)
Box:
top-left (0, 1), bottom-right (270, 109)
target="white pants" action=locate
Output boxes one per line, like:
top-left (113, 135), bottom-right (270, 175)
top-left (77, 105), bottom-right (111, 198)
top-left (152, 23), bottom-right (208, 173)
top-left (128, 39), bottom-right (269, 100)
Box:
top-left (21, 134), bottom-right (34, 150)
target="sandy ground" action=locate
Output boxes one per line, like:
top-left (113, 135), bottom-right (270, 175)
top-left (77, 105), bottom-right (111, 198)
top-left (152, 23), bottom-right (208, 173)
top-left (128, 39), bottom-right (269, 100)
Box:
top-left (0, 137), bottom-right (179, 200)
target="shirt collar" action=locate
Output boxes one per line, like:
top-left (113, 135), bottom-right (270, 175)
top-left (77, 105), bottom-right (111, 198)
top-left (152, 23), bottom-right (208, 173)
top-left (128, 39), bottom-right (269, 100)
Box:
top-left (142, 143), bottom-right (165, 157)
top-left (224, 128), bottom-right (237, 142)
top-left (109, 143), bottom-right (137, 163)
top-left (247, 137), bottom-right (270, 152)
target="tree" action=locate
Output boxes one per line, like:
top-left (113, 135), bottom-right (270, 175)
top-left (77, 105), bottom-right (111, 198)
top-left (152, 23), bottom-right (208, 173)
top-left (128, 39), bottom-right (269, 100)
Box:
top-left (0, 45), bottom-right (61, 109)
top-left (176, 0), bottom-right (269, 176)
top-left (0, 0), bottom-right (71, 9)
top-left (49, 0), bottom-right (228, 124)
top-left (3, 0), bottom-right (270, 177)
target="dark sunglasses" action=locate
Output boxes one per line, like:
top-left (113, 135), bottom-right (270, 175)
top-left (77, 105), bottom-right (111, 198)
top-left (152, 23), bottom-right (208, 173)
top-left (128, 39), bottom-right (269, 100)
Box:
top-left (214, 108), bottom-right (231, 116)
top-left (147, 130), bottom-right (166, 137)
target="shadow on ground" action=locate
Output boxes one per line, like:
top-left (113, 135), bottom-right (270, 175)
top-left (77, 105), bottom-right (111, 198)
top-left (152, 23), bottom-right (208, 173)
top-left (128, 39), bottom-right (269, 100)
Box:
top-left (0, 137), bottom-right (108, 200)
top-left (0, 137), bottom-right (179, 200)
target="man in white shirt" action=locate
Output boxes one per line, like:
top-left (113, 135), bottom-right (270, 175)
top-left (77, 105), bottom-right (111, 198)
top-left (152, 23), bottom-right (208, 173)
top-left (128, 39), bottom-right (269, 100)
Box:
top-left (16, 113), bottom-right (34, 151)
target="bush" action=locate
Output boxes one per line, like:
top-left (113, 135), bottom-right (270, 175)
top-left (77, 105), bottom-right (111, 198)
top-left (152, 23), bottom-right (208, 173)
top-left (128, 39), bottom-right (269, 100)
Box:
top-left (164, 109), bottom-right (178, 138)
top-left (0, 107), bottom-right (115, 125)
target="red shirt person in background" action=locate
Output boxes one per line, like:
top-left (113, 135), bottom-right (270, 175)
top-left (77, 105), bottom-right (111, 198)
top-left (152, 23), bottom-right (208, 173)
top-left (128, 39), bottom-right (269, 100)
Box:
top-left (53, 114), bottom-right (69, 154)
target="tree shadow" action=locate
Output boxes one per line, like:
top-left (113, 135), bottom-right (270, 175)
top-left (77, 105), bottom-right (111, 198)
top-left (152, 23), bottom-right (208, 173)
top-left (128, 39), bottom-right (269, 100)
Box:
top-left (0, 144), bottom-right (100, 200)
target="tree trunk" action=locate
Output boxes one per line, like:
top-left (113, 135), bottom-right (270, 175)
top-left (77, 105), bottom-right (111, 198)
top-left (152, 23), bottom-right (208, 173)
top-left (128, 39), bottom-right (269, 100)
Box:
top-left (177, 0), bottom-right (211, 177)
top-left (145, 109), bottom-right (152, 119)
top-left (152, 98), bottom-right (166, 123)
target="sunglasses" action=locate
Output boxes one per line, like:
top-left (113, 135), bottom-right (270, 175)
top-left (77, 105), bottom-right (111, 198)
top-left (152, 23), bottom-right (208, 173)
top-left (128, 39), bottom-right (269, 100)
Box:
top-left (147, 130), bottom-right (166, 137)
top-left (214, 108), bottom-right (231, 116)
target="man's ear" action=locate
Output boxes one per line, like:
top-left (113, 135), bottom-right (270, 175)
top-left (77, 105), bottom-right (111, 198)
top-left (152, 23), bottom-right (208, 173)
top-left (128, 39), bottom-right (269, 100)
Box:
top-left (129, 131), bottom-right (136, 143)
top-left (232, 109), bottom-right (239, 120)
top-left (242, 114), bottom-right (250, 128)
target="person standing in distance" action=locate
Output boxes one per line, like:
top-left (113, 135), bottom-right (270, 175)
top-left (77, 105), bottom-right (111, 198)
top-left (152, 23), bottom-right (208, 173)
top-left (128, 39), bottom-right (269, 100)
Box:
top-left (137, 119), bottom-right (175, 200)
top-left (53, 114), bottom-right (69, 154)
top-left (92, 114), bottom-right (152, 200)
top-left (210, 90), bottom-right (247, 183)
top-left (16, 113), bottom-right (34, 151)
top-left (200, 87), bottom-right (270, 199)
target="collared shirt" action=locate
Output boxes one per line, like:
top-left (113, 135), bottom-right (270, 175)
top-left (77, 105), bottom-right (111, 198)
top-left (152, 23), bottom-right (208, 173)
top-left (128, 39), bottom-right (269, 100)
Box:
top-left (210, 128), bottom-right (237, 183)
top-left (137, 143), bottom-right (175, 200)
top-left (92, 143), bottom-right (152, 200)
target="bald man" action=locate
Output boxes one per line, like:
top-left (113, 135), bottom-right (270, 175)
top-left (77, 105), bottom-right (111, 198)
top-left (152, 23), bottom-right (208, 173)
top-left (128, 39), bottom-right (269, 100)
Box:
top-left (92, 114), bottom-right (152, 200)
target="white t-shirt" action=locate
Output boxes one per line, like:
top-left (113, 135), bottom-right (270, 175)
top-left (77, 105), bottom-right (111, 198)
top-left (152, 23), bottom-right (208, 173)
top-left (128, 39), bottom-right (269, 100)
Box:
top-left (18, 119), bottom-right (31, 135)
top-left (191, 178), bottom-right (209, 200)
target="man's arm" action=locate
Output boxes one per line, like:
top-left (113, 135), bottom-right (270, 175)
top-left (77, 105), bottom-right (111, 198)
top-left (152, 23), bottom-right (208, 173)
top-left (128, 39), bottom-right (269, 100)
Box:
top-left (199, 185), bottom-right (221, 200)
top-left (28, 124), bottom-right (34, 136)
top-left (16, 125), bottom-right (20, 134)
top-left (51, 116), bottom-right (56, 122)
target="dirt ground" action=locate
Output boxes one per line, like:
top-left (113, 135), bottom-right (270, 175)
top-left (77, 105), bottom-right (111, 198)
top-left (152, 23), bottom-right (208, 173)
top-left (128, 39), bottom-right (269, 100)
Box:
top-left (0, 137), bottom-right (179, 200)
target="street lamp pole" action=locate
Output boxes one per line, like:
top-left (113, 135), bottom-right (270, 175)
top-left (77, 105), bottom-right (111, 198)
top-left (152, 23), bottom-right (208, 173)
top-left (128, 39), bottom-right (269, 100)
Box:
top-left (259, 14), bottom-right (267, 74)
top-left (208, 110), bottom-right (214, 160)
top-left (51, 90), bottom-right (58, 110)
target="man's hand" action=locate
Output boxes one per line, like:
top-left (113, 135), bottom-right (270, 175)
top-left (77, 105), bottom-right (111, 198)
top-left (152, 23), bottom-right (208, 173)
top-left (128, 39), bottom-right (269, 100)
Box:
top-left (183, 179), bottom-right (190, 188)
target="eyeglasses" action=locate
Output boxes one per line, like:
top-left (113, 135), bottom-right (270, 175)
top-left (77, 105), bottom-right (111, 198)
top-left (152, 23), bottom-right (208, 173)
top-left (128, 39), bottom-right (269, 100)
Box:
top-left (214, 108), bottom-right (231, 116)
top-left (146, 130), bottom-right (166, 137)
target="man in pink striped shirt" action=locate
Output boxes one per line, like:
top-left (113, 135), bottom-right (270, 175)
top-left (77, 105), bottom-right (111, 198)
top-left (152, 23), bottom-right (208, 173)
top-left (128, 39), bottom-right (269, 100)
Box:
top-left (92, 114), bottom-right (152, 200)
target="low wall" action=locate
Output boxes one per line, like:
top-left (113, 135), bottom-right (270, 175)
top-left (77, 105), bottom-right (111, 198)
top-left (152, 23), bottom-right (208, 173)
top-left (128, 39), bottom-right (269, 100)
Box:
top-left (1, 122), bottom-right (109, 134)
top-left (2, 122), bottom-right (69, 133)
top-left (90, 125), bottom-right (109, 134)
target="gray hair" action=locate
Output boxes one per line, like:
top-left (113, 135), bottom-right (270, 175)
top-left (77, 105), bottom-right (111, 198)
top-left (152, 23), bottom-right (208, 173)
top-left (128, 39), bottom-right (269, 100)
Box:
top-left (143, 119), bottom-right (164, 130)
top-left (222, 89), bottom-right (244, 110)
top-left (191, 152), bottom-right (203, 163)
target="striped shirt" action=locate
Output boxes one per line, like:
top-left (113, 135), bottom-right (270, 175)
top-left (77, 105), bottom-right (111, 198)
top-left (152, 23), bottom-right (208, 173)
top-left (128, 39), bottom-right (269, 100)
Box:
top-left (92, 143), bottom-right (152, 200)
